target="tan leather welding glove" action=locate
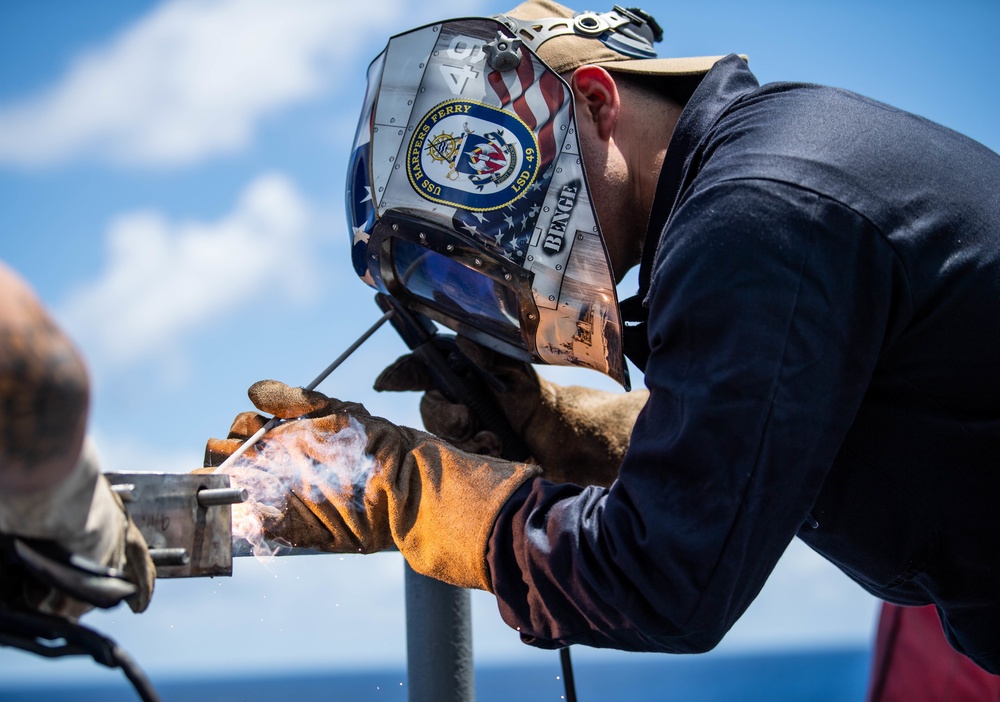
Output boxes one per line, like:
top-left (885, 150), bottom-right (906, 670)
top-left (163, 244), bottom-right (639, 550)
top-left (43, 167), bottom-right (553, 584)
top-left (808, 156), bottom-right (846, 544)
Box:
top-left (203, 380), bottom-right (540, 591)
top-left (373, 338), bottom-right (648, 487)
top-left (0, 439), bottom-right (156, 619)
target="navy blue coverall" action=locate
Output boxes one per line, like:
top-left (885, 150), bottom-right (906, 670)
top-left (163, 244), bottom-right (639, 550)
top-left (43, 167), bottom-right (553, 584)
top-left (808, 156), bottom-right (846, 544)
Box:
top-left (487, 54), bottom-right (1000, 673)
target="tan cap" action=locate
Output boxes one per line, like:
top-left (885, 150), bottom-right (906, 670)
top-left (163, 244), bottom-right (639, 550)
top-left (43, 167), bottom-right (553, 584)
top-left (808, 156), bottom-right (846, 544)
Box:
top-left (500, 0), bottom-right (727, 77)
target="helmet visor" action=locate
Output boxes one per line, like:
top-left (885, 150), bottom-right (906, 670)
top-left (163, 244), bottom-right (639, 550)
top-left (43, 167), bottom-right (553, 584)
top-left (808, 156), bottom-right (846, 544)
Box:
top-left (394, 240), bottom-right (524, 347)
top-left (372, 208), bottom-right (539, 361)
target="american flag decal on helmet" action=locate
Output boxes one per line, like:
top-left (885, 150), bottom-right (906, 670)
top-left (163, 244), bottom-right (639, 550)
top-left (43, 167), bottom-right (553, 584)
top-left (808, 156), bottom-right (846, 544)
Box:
top-left (349, 142), bottom-right (376, 286)
top-left (447, 53), bottom-right (571, 266)
top-left (487, 55), bottom-right (569, 170)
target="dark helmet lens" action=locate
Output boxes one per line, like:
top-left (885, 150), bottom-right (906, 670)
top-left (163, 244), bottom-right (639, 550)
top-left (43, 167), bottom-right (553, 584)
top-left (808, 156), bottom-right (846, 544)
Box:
top-left (392, 238), bottom-right (523, 345)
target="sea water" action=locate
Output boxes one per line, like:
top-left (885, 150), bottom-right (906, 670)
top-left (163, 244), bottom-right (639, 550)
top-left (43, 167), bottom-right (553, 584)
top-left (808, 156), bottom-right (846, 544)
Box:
top-left (0, 647), bottom-right (871, 701)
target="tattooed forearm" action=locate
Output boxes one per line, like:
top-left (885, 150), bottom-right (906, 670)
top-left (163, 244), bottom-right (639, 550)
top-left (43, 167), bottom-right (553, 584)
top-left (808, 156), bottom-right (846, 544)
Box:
top-left (0, 264), bottom-right (89, 488)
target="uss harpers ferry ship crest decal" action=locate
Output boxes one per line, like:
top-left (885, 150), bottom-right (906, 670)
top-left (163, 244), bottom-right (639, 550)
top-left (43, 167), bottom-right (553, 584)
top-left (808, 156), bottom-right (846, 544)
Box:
top-left (407, 99), bottom-right (540, 212)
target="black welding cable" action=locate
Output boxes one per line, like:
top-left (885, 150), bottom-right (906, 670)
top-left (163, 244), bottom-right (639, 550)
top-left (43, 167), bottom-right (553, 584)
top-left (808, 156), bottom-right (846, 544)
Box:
top-left (111, 643), bottom-right (162, 702)
top-left (0, 604), bottom-right (162, 702)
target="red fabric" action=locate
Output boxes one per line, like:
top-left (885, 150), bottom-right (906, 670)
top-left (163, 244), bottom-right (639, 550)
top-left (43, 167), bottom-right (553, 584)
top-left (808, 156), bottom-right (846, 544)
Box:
top-left (867, 603), bottom-right (1000, 702)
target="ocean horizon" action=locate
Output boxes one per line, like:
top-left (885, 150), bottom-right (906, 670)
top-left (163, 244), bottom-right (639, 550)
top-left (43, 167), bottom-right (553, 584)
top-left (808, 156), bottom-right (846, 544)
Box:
top-left (0, 646), bottom-right (872, 701)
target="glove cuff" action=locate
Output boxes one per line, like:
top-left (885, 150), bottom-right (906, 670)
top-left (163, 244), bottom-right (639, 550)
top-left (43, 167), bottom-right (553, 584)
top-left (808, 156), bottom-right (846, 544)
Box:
top-left (389, 437), bottom-right (540, 592)
top-left (0, 438), bottom-right (122, 559)
top-left (0, 438), bottom-right (152, 617)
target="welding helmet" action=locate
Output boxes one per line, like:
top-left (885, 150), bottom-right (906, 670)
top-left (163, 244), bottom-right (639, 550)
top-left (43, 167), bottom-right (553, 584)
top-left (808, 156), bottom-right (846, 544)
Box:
top-left (347, 2), bottom-right (721, 388)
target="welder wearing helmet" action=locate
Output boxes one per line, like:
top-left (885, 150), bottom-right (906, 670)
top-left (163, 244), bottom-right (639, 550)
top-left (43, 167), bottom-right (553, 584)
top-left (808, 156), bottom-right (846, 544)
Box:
top-left (205, 0), bottom-right (1000, 678)
top-left (0, 261), bottom-right (154, 619)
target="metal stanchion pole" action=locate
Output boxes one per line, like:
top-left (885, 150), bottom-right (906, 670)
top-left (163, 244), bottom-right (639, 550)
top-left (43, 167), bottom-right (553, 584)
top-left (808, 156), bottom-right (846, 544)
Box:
top-left (404, 562), bottom-right (474, 702)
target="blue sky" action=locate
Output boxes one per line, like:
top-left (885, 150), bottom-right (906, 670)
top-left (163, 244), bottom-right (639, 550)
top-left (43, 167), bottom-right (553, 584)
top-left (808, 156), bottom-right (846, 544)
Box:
top-left (1, 0), bottom-right (997, 690)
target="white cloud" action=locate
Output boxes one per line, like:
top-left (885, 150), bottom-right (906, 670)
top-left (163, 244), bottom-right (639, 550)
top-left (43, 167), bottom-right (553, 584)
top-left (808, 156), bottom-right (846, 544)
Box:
top-left (0, 0), bottom-right (410, 167)
top-left (58, 172), bottom-right (316, 365)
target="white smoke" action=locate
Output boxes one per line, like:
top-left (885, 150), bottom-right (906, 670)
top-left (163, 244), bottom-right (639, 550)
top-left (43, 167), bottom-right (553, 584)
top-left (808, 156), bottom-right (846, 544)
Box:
top-left (218, 415), bottom-right (375, 559)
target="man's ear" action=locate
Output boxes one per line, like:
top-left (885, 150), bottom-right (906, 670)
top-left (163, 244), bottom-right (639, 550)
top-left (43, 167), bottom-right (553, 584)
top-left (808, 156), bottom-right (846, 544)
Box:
top-left (568, 65), bottom-right (620, 140)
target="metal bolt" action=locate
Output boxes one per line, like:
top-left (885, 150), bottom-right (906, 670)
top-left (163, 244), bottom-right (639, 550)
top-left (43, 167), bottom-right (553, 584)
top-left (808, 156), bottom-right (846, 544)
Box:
top-left (197, 487), bottom-right (249, 507)
top-left (149, 548), bottom-right (191, 567)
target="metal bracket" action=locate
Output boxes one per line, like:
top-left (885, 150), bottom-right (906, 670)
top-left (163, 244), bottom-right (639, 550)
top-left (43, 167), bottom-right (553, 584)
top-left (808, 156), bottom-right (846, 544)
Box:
top-left (105, 472), bottom-right (246, 579)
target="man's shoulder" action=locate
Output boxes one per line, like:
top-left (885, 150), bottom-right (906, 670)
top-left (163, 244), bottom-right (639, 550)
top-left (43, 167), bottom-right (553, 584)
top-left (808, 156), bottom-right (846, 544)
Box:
top-left (684, 80), bottom-right (999, 228)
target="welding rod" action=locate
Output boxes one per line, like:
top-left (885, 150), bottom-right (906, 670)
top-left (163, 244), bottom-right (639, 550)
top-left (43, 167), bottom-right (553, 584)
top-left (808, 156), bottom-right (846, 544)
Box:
top-left (213, 310), bottom-right (394, 473)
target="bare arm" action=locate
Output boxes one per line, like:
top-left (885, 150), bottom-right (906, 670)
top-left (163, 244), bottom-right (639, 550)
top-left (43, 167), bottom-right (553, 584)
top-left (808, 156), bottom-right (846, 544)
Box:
top-left (0, 261), bottom-right (89, 493)
top-left (0, 262), bottom-right (154, 616)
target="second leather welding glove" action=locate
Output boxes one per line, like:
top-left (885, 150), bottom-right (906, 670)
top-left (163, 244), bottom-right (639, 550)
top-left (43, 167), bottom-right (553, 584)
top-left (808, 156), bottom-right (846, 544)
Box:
top-left (203, 380), bottom-right (540, 591)
top-left (374, 338), bottom-right (648, 488)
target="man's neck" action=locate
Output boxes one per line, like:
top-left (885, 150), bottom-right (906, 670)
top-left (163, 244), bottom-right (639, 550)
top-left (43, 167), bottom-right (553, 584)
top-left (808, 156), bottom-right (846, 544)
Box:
top-left (618, 90), bottom-right (683, 274)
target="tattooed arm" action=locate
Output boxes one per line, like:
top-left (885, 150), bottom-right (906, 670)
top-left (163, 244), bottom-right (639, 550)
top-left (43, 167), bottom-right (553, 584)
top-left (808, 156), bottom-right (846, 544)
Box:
top-left (0, 261), bottom-right (89, 493)
top-left (0, 262), bottom-right (155, 617)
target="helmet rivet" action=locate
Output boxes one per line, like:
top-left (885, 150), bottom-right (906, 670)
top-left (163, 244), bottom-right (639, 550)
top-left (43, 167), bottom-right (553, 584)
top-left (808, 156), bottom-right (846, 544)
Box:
top-left (504, 273), bottom-right (512, 281)
top-left (392, 224), bottom-right (399, 231)
top-left (474, 258), bottom-right (483, 267)
top-left (527, 313), bottom-right (537, 321)
top-left (446, 244), bottom-right (454, 252)
top-left (419, 232), bottom-right (426, 241)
